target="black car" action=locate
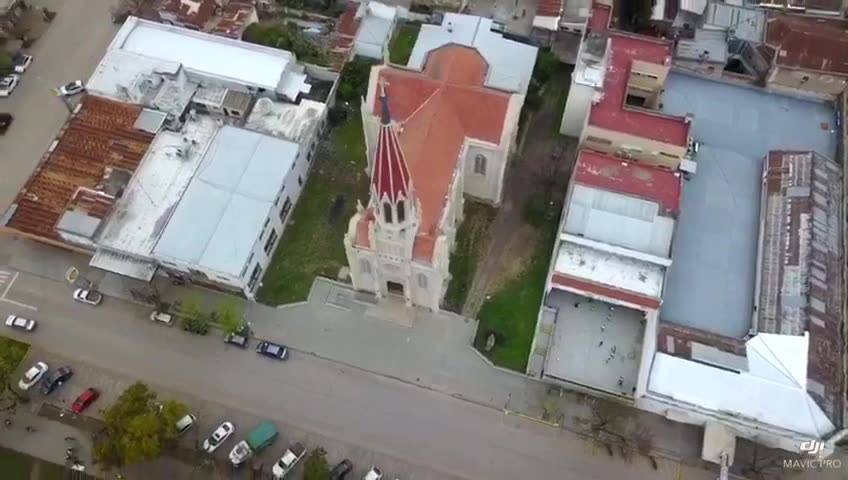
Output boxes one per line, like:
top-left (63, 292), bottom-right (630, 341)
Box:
top-left (329, 459), bottom-right (353, 479)
top-left (40, 366), bottom-right (73, 395)
top-left (256, 341), bottom-right (288, 361)
top-left (0, 113), bottom-right (12, 135)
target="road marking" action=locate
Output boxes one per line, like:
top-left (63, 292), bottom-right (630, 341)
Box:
top-left (0, 271), bottom-right (17, 298)
top-left (0, 271), bottom-right (38, 311)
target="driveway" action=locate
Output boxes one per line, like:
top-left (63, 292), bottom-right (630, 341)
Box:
top-left (0, 267), bottom-right (739, 480)
top-left (0, 0), bottom-right (119, 210)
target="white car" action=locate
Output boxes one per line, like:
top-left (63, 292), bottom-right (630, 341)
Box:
top-left (58, 80), bottom-right (85, 97)
top-left (0, 75), bottom-right (20, 97)
top-left (13, 54), bottom-right (33, 73)
top-left (202, 421), bottom-right (235, 453)
top-left (150, 311), bottom-right (174, 326)
top-left (18, 361), bottom-right (48, 390)
top-left (73, 289), bottom-right (103, 306)
top-left (363, 467), bottom-right (383, 480)
top-left (5, 314), bottom-right (36, 331)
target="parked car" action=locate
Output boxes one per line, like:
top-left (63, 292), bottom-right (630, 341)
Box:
top-left (225, 331), bottom-right (249, 348)
top-left (0, 75), bottom-right (20, 97)
top-left (71, 387), bottom-right (100, 414)
top-left (5, 314), bottom-right (36, 332)
top-left (330, 459), bottom-right (353, 480)
top-left (175, 413), bottom-right (197, 435)
top-left (58, 80), bottom-right (85, 96)
top-left (256, 341), bottom-right (288, 361)
top-left (73, 289), bottom-right (102, 306)
top-left (13, 54), bottom-right (33, 73)
top-left (0, 113), bottom-right (12, 134)
top-left (40, 366), bottom-right (73, 395)
top-left (229, 421), bottom-right (278, 467)
top-left (363, 467), bottom-right (383, 480)
top-left (271, 442), bottom-right (306, 478)
top-left (202, 421), bottom-right (235, 453)
top-left (149, 311), bottom-right (174, 326)
top-left (18, 361), bottom-right (48, 391)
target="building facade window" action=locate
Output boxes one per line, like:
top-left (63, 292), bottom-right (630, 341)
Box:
top-left (383, 203), bottom-right (393, 223)
top-left (247, 264), bottom-right (262, 290)
top-left (298, 176), bottom-right (303, 186)
top-left (397, 200), bottom-right (405, 222)
top-left (473, 154), bottom-right (487, 175)
top-left (279, 197), bottom-right (292, 223)
top-left (417, 273), bottom-right (428, 289)
top-left (264, 228), bottom-right (279, 255)
top-left (261, 217), bottom-right (270, 239)
top-left (360, 259), bottom-right (372, 274)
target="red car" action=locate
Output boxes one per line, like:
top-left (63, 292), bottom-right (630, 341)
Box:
top-left (71, 388), bottom-right (100, 414)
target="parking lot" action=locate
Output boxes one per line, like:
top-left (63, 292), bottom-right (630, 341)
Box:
top-left (10, 341), bottom-right (423, 480)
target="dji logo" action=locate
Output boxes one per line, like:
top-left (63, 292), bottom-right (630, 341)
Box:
top-left (799, 440), bottom-right (825, 457)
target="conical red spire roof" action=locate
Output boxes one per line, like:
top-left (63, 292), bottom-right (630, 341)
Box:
top-left (373, 83), bottom-right (412, 205)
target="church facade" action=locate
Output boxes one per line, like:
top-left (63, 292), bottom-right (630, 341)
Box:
top-left (343, 41), bottom-right (531, 311)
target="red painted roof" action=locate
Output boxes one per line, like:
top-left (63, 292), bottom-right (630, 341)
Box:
top-left (373, 92), bottom-right (412, 204)
top-left (585, 4), bottom-right (690, 147)
top-left (536, 0), bottom-right (563, 18)
top-left (551, 272), bottom-right (661, 310)
top-left (587, 33), bottom-right (690, 146)
top-left (336, 2), bottom-right (361, 38)
top-left (156, 0), bottom-right (217, 29)
top-left (358, 46), bottom-right (510, 263)
top-left (766, 13), bottom-right (848, 75)
top-left (574, 150), bottom-right (682, 215)
top-left (587, 2), bottom-right (612, 31)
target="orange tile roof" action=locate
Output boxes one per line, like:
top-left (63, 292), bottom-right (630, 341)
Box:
top-left (65, 187), bottom-right (116, 220)
top-left (6, 97), bottom-right (154, 240)
top-left (766, 13), bottom-right (848, 75)
top-left (359, 46), bottom-right (510, 263)
top-left (209, 1), bottom-right (256, 39)
top-left (156, 0), bottom-right (217, 29)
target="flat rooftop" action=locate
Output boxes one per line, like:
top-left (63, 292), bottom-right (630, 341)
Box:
top-left (245, 97), bottom-right (327, 144)
top-left (659, 72), bottom-right (838, 338)
top-left (95, 116), bottom-right (220, 257)
top-left (104, 17), bottom-right (307, 98)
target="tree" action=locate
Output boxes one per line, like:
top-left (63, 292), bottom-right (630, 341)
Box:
top-left (303, 449), bottom-right (330, 480)
top-left (217, 298), bottom-right (243, 335)
top-left (94, 382), bottom-right (188, 468)
top-left (0, 53), bottom-right (12, 74)
top-left (180, 296), bottom-right (210, 335)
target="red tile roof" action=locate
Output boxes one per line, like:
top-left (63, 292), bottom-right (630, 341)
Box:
top-left (374, 91), bottom-right (412, 205)
top-left (766, 13), bottom-right (848, 75)
top-left (551, 272), bottom-right (662, 310)
top-left (585, 4), bottom-right (690, 147)
top-left (359, 46), bottom-right (511, 262)
top-left (327, 2), bottom-right (361, 72)
top-left (210, 1), bottom-right (256, 39)
top-left (6, 97), bottom-right (154, 240)
top-left (536, 0), bottom-right (563, 18)
top-left (65, 187), bottom-right (115, 220)
top-left (156, 0), bottom-right (217, 29)
top-left (575, 150), bottom-right (682, 215)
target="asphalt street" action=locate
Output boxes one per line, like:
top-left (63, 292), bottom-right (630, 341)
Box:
top-left (0, 268), bottom-right (727, 480)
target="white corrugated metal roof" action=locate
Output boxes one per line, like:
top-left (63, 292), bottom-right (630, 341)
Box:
top-left (153, 126), bottom-right (299, 277)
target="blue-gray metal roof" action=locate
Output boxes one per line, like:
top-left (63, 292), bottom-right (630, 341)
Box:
top-left (153, 126), bottom-right (299, 277)
top-left (659, 72), bottom-right (837, 338)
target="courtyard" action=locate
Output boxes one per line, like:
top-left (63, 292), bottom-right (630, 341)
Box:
top-left (544, 290), bottom-right (645, 397)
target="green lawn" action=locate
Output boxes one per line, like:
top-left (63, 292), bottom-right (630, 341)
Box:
top-left (443, 201), bottom-right (497, 313)
top-left (389, 23), bottom-right (420, 65)
top-left (474, 196), bottom-right (560, 372)
top-left (257, 112), bottom-right (369, 305)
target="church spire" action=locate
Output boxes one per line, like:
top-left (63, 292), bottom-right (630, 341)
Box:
top-left (372, 81), bottom-right (412, 211)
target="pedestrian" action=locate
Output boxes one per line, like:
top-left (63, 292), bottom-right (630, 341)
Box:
top-left (611, 345), bottom-right (617, 354)
top-left (598, 340), bottom-right (604, 347)
top-left (617, 377), bottom-right (623, 387)
top-left (4, 418), bottom-right (11, 428)
top-left (600, 325), bottom-right (605, 332)
top-left (25, 425), bottom-right (35, 432)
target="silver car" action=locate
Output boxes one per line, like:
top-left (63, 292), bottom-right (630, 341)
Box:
top-left (5, 314), bottom-right (36, 331)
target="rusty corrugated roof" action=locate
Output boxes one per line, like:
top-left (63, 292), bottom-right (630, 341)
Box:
top-left (6, 96), bottom-right (154, 240)
top-left (767, 13), bottom-right (848, 75)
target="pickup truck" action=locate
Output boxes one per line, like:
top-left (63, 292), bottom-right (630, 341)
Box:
top-left (229, 421), bottom-right (278, 467)
top-left (271, 442), bottom-right (306, 478)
